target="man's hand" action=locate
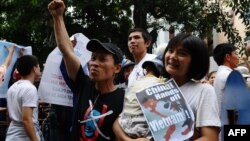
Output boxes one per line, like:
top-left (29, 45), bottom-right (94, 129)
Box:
top-left (48, 0), bottom-right (65, 17)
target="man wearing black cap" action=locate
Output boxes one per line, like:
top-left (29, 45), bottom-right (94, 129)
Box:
top-left (48, 1), bottom-right (125, 141)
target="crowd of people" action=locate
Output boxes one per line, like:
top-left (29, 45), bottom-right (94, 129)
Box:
top-left (1, 0), bottom-right (250, 141)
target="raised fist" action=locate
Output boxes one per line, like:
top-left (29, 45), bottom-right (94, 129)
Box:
top-left (48, 0), bottom-right (65, 17)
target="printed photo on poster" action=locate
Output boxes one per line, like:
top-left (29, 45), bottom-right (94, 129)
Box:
top-left (136, 79), bottom-right (194, 141)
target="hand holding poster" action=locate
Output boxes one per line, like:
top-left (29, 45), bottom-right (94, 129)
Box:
top-left (0, 41), bottom-right (32, 98)
top-left (136, 79), bottom-right (194, 141)
top-left (38, 33), bottom-right (91, 107)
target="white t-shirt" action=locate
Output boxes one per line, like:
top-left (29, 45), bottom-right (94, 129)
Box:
top-left (127, 53), bottom-right (156, 88)
top-left (180, 81), bottom-right (221, 128)
top-left (213, 65), bottom-right (232, 112)
top-left (6, 80), bottom-right (41, 141)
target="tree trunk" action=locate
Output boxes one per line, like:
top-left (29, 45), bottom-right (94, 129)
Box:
top-left (133, 0), bottom-right (147, 29)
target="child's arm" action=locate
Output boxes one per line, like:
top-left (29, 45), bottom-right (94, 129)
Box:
top-left (112, 118), bottom-right (150, 141)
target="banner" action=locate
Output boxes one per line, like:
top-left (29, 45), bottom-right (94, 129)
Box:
top-left (38, 33), bottom-right (91, 107)
top-left (136, 79), bottom-right (194, 141)
top-left (221, 70), bottom-right (250, 140)
top-left (0, 41), bottom-right (32, 98)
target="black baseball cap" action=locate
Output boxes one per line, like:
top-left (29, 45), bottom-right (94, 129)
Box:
top-left (87, 39), bottom-right (123, 64)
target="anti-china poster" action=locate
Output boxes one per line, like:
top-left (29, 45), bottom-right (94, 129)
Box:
top-left (136, 79), bottom-right (194, 141)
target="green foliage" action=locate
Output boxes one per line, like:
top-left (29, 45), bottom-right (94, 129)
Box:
top-left (139, 0), bottom-right (250, 56)
top-left (0, 0), bottom-right (53, 65)
top-left (0, 0), bottom-right (249, 62)
top-left (0, 0), bottom-right (133, 62)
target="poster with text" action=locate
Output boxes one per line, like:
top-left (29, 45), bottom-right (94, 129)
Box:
top-left (0, 41), bottom-right (32, 98)
top-left (38, 33), bottom-right (91, 107)
top-left (136, 79), bottom-right (194, 141)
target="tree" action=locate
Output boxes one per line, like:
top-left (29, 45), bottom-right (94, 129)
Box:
top-left (1, 0), bottom-right (249, 62)
top-left (0, 0), bottom-right (133, 62)
top-left (0, 0), bottom-right (54, 65)
top-left (67, 0), bottom-right (133, 58)
top-left (130, 0), bottom-right (250, 55)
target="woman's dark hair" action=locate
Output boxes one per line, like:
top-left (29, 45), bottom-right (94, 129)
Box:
top-left (16, 55), bottom-right (39, 77)
top-left (162, 33), bottom-right (209, 80)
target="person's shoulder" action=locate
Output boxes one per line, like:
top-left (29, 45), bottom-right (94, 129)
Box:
top-left (116, 87), bottom-right (125, 95)
top-left (117, 88), bottom-right (125, 94)
top-left (17, 80), bottom-right (37, 89)
top-left (199, 82), bottom-right (214, 89)
top-left (76, 65), bottom-right (91, 81)
top-left (194, 82), bottom-right (217, 97)
top-left (112, 87), bottom-right (125, 101)
top-left (187, 80), bottom-right (214, 91)
top-left (145, 53), bottom-right (157, 59)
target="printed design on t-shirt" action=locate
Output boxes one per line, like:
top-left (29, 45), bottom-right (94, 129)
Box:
top-left (79, 101), bottom-right (113, 141)
top-left (136, 68), bottom-right (143, 80)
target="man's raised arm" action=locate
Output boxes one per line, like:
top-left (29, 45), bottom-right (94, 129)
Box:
top-left (48, 0), bottom-right (80, 81)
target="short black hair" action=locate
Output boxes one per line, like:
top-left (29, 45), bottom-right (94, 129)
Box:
top-left (128, 28), bottom-right (152, 44)
top-left (162, 33), bottom-right (209, 80)
top-left (16, 55), bottom-right (39, 77)
top-left (213, 43), bottom-right (236, 66)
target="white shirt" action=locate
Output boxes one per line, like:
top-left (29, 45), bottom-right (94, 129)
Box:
top-left (6, 80), bottom-right (41, 141)
top-left (213, 65), bottom-right (232, 113)
top-left (7, 80), bottom-right (38, 123)
top-left (180, 81), bottom-right (221, 128)
top-left (127, 53), bottom-right (156, 88)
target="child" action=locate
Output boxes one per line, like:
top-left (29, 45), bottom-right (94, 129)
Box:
top-left (114, 57), bottom-right (165, 140)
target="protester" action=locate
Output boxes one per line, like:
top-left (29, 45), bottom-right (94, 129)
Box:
top-left (235, 66), bottom-right (250, 78)
top-left (117, 59), bottom-right (135, 89)
top-left (0, 44), bottom-right (16, 86)
top-left (113, 57), bottom-right (165, 140)
top-left (0, 44), bottom-right (16, 140)
top-left (213, 43), bottom-right (239, 112)
top-left (6, 55), bottom-right (44, 141)
top-left (243, 57), bottom-right (250, 72)
top-left (8, 48), bottom-right (25, 88)
top-left (235, 66), bottom-right (250, 88)
top-left (207, 71), bottom-right (217, 85)
top-left (244, 41), bottom-right (250, 72)
top-left (127, 28), bottom-right (156, 88)
top-left (48, 0), bottom-right (125, 140)
top-left (163, 33), bottom-right (220, 140)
